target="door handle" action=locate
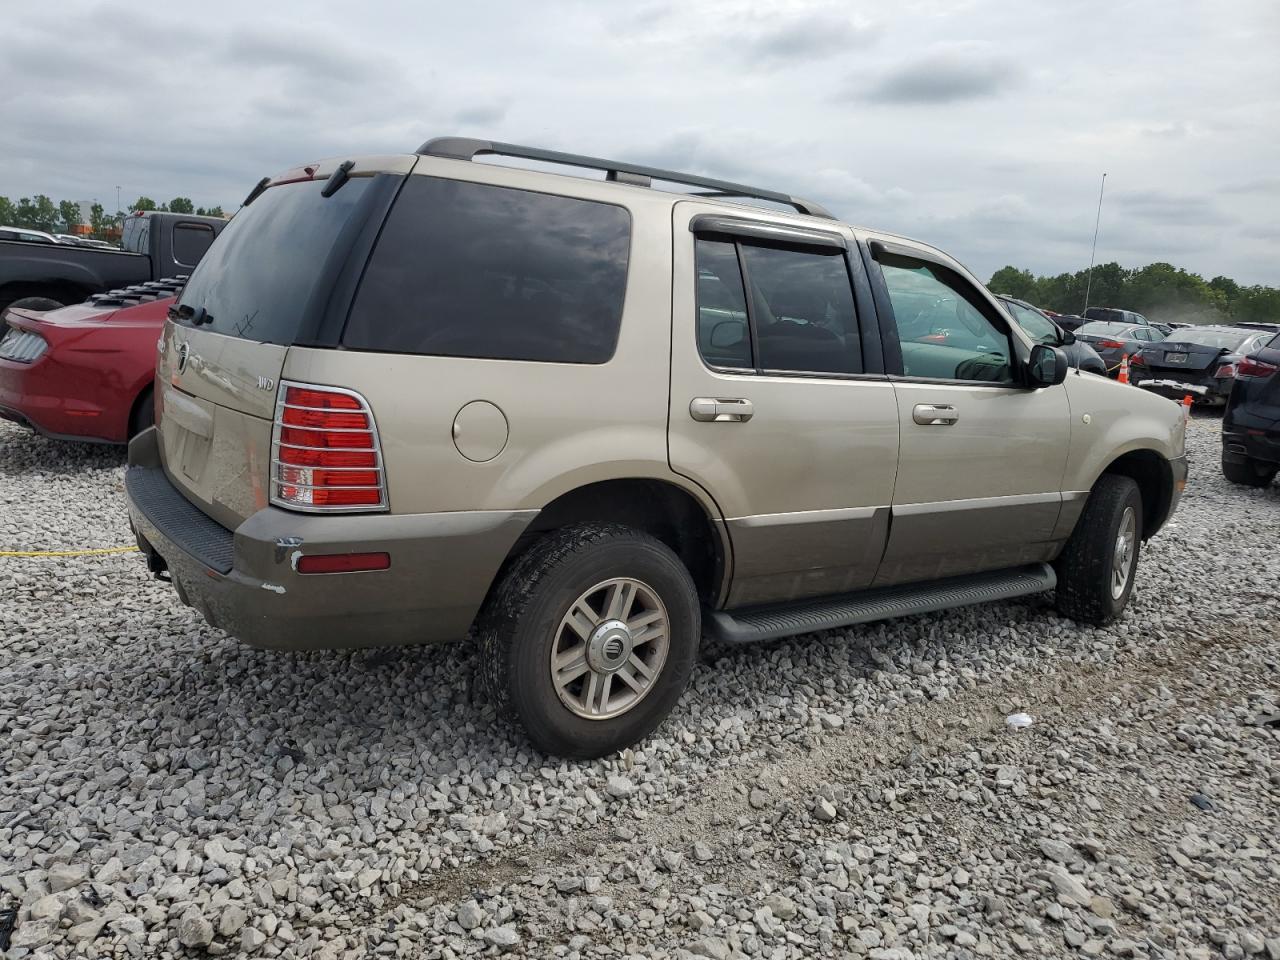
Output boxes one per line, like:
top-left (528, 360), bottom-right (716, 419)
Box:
top-left (690, 397), bottom-right (754, 423)
top-left (912, 403), bottom-right (959, 425)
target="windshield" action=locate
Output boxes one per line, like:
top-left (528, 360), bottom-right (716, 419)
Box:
top-left (1004, 301), bottom-right (1059, 344)
top-left (1077, 321), bottom-right (1134, 338)
top-left (1172, 328), bottom-right (1252, 350)
top-left (176, 177), bottom-right (373, 345)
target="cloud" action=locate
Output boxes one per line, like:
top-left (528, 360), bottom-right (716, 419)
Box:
top-left (745, 13), bottom-right (878, 64)
top-left (1113, 190), bottom-right (1235, 226)
top-left (860, 46), bottom-right (1022, 104)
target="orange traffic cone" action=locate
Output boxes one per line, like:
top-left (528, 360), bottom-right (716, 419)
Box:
top-left (1182, 394), bottom-right (1193, 419)
top-left (1117, 354), bottom-right (1130, 384)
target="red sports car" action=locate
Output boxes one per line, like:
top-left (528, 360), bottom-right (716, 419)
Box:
top-left (0, 279), bottom-right (184, 443)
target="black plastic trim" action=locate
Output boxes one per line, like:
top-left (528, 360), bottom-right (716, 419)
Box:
top-left (125, 466), bottom-right (234, 574)
top-left (708, 563), bottom-right (1056, 644)
top-left (690, 215), bottom-right (845, 249)
top-left (417, 136), bottom-right (834, 219)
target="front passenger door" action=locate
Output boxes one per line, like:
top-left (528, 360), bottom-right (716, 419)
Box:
top-left (865, 238), bottom-right (1071, 585)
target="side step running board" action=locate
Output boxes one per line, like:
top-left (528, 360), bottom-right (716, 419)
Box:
top-left (706, 563), bottom-right (1056, 645)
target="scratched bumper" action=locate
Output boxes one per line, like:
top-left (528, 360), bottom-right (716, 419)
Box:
top-left (124, 427), bottom-right (534, 650)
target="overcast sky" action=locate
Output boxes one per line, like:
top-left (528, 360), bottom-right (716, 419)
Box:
top-left (3, 0), bottom-right (1278, 285)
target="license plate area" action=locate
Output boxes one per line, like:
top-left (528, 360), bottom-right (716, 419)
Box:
top-left (1165, 352), bottom-right (1188, 363)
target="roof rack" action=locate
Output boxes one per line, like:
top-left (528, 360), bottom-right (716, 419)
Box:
top-left (416, 137), bottom-right (835, 220)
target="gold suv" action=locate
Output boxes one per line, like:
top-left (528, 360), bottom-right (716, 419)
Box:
top-left (126, 138), bottom-right (1188, 758)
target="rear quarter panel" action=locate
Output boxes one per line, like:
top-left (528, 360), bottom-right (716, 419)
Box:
top-left (281, 161), bottom-right (698, 517)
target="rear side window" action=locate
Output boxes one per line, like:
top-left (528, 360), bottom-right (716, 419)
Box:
top-left (343, 177), bottom-right (631, 363)
top-left (692, 236), bottom-right (862, 376)
top-left (172, 222), bottom-right (216, 268)
top-left (176, 178), bottom-right (373, 345)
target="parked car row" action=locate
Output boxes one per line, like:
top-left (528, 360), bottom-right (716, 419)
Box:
top-left (0, 210), bottom-right (225, 314)
top-left (4, 136), bottom-right (1270, 758)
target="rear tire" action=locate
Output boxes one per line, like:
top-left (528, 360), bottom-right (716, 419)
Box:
top-left (129, 387), bottom-right (155, 438)
top-left (478, 522), bottom-right (699, 759)
top-left (1054, 475), bottom-right (1143, 626)
top-left (1221, 455), bottom-right (1276, 488)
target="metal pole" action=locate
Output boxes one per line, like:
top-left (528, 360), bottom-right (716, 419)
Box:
top-left (116, 186), bottom-right (121, 218)
top-left (1083, 172), bottom-right (1107, 314)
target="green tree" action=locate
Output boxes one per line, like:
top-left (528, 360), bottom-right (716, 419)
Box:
top-left (0, 196), bottom-right (14, 225)
top-left (987, 266), bottom-right (1039, 302)
top-left (1233, 286), bottom-right (1280, 324)
top-left (89, 203), bottom-right (108, 239)
top-left (22, 195), bottom-right (59, 232)
top-left (168, 197), bottom-right (195, 214)
top-left (131, 196), bottom-right (157, 212)
top-left (58, 200), bottom-right (81, 231)
top-left (207, 205), bottom-right (224, 218)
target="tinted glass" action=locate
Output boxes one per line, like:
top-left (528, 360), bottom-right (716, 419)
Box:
top-left (695, 239), bottom-right (751, 369)
top-left (1084, 307), bottom-right (1125, 324)
top-left (1174, 328), bottom-right (1252, 350)
top-left (176, 177), bottom-right (372, 344)
top-left (741, 243), bottom-right (861, 375)
top-left (878, 254), bottom-right (1012, 383)
top-left (344, 177), bottom-right (631, 364)
top-left (172, 223), bottom-right (216, 268)
top-left (120, 217), bottom-right (150, 254)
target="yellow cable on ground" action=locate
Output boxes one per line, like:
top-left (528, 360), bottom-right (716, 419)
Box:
top-left (0, 546), bottom-right (139, 557)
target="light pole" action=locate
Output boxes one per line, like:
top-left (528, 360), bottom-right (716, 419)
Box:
top-left (1082, 172), bottom-right (1107, 315)
top-left (116, 186), bottom-right (121, 218)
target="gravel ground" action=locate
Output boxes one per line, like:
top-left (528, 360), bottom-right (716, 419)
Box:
top-left (1, 412), bottom-right (1277, 960)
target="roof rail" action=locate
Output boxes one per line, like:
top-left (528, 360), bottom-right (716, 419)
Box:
top-left (416, 137), bottom-right (835, 220)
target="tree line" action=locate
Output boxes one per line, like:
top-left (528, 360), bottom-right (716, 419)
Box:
top-left (0, 194), bottom-right (225, 240)
top-left (989, 262), bottom-right (1280, 326)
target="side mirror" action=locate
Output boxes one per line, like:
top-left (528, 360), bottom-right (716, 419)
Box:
top-left (1028, 344), bottom-right (1069, 387)
top-left (1058, 327), bottom-right (1076, 346)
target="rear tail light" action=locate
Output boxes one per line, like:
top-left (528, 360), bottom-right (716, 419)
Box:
top-left (1213, 362), bottom-right (1238, 379)
top-left (270, 381), bottom-right (387, 512)
top-left (1130, 352), bottom-right (1145, 366)
top-left (1100, 339), bottom-right (1125, 349)
top-left (0, 327), bottom-right (48, 363)
top-left (1237, 356), bottom-right (1279, 379)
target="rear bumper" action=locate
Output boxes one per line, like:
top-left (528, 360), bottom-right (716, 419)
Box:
top-left (1222, 426), bottom-right (1280, 467)
top-left (125, 427), bottom-right (535, 650)
top-left (1131, 372), bottom-right (1231, 404)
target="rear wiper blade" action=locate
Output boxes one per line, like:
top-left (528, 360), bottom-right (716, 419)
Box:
top-left (242, 177), bottom-right (270, 208)
top-left (321, 160), bottom-right (355, 198)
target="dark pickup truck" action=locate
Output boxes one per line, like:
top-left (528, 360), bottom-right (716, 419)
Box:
top-left (0, 211), bottom-right (226, 314)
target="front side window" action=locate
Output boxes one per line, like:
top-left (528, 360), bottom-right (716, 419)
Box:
top-left (692, 236), bottom-right (862, 376)
top-left (878, 253), bottom-right (1013, 384)
top-left (344, 177), bottom-right (631, 364)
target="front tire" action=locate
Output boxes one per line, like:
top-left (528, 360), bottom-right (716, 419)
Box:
top-left (1054, 475), bottom-right (1143, 626)
top-left (479, 522), bottom-right (699, 759)
top-left (1222, 455), bottom-right (1276, 488)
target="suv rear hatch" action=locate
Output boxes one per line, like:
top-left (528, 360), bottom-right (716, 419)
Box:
top-left (158, 158), bottom-right (412, 529)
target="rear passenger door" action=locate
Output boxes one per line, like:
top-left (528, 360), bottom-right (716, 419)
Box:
top-left (862, 236), bottom-right (1071, 584)
top-left (667, 204), bottom-right (900, 608)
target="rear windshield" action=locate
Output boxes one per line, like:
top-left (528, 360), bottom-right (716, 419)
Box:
top-left (1172, 328), bottom-right (1251, 350)
top-left (1084, 308), bottom-right (1125, 323)
top-left (176, 177), bottom-right (372, 345)
top-left (1077, 321), bottom-right (1133, 337)
top-left (343, 176), bottom-right (631, 363)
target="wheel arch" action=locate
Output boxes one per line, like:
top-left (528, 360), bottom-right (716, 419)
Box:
top-left (501, 477), bottom-right (731, 608)
top-left (1097, 448), bottom-right (1174, 540)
